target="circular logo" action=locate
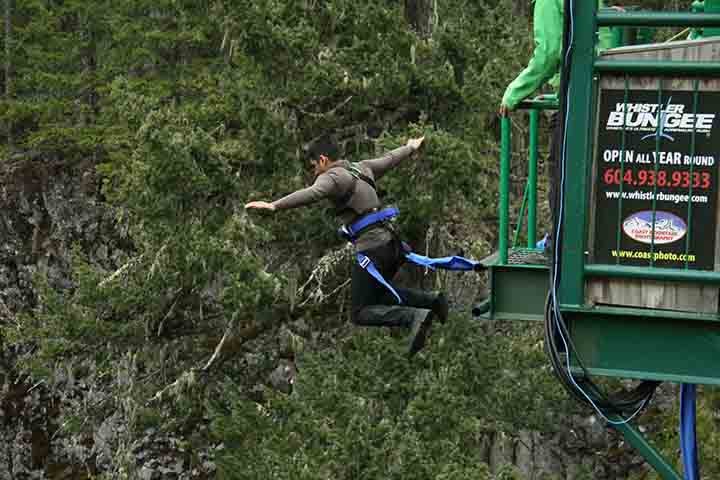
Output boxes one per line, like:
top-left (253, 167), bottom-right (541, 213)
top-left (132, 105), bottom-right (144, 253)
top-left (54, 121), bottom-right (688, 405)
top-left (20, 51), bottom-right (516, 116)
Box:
top-left (622, 211), bottom-right (687, 245)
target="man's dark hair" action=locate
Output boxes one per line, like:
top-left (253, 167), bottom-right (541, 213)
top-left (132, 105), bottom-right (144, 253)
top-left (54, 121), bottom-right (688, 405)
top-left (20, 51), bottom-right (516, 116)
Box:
top-left (307, 136), bottom-right (340, 161)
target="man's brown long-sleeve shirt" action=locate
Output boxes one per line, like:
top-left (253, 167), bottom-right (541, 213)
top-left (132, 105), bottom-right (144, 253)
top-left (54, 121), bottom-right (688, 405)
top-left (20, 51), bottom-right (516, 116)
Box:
top-left (272, 145), bottom-right (415, 250)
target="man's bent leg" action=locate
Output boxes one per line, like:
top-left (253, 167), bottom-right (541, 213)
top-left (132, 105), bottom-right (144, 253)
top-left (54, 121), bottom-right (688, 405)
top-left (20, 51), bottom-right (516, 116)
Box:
top-left (354, 305), bottom-right (421, 327)
top-left (397, 288), bottom-right (448, 324)
top-left (350, 240), bottom-right (435, 354)
top-left (354, 305), bottom-right (434, 356)
top-left (350, 247), bottom-right (448, 326)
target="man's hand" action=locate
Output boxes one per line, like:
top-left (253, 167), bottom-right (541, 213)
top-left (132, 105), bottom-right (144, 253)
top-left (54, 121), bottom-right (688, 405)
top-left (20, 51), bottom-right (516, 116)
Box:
top-left (244, 201), bottom-right (277, 212)
top-left (406, 136), bottom-right (425, 151)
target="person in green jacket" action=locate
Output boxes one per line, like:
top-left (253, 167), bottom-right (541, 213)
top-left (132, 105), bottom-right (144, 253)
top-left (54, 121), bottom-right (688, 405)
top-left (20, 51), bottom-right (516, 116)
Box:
top-left (499, 0), bottom-right (617, 115)
top-left (499, 0), bottom-right (621, 244)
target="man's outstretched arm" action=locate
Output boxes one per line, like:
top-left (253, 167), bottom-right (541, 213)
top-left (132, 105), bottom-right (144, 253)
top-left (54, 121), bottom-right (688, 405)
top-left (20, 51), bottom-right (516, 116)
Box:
top-left (245, 173), bottom-right (339, 213)
top-left (359, 136), bottom-right (425, 180)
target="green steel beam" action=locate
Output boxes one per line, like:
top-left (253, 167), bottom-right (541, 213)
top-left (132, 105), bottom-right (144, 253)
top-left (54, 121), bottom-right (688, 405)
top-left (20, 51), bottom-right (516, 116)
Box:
top-left (489, 263), bottom-right (549, 322)
top-left (561, 303), bottom-right (720, 323)
top-left (610, 421), bottom-right (683, 480)
top-left (595, 60), bottom-right (720, 76)
top-left (585, 264), bottom-right (720, 284)
top-left (499, 117), bottom-right (511, 265)
top-left (685, 81), bottom-right (700, 268)
top-left (597, 11), bottom-right (720, 27)
top-left (568, 312), bottom-right (720, 384)
top-left (560, 0), bottom-right (597, 307)
top-left (614, 79), bottom-right (630, 264)
top-left (577, 367), bottom-right (720, 386)
top-left (472, 299), bottom-right (491, 317)
top-left (492, 312), bottom-right (545, 322)
top-left (649, 85), bottom-right (664, 265)
top-left (518, 96), bottom-right (559, 111)
top-left (527, 110), bottom-right (539, 248)
top-left (708, 0), bottom-right (720, 36)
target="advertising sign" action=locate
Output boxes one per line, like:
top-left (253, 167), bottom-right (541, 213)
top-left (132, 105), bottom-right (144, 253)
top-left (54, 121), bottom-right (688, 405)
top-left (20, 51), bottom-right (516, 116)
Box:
top-left (593, 89), bottom-right (718, 270)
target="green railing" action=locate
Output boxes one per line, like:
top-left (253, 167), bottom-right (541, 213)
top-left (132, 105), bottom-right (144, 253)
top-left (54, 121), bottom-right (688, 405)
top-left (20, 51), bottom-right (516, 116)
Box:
top-left (498, 95), bottom-right (558, 265)
top-left (690, 0), bottom-right (720, 38)
top-left (596, 11), bottom-right (720, 27)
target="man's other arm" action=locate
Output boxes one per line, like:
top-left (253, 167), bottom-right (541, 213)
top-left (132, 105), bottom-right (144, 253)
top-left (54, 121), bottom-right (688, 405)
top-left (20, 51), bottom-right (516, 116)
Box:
top-left (359, 137), bottom-right (425, 180)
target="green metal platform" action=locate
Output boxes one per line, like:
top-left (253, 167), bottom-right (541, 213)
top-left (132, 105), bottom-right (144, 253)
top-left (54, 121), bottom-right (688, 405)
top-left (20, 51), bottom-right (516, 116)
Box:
top-left (484, 5), bottom-right (720, 477)
top-left (486, 5), bottom-right (720, 387)
top-left (478, 249), bottom-right (549, 322)
top-left (480, 250), bottom-right (720, 385)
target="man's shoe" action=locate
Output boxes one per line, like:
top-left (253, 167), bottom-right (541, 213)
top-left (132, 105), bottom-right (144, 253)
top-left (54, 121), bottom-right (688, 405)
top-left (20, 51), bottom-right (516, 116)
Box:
top-left (432, 292), bottom-right (449, 324)
top-left (408, 311), bottom-right (434, 357)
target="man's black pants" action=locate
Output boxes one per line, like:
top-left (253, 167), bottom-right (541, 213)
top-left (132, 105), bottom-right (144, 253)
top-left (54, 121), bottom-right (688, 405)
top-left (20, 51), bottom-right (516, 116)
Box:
top-left (351, 237), bottom-right (437, 328)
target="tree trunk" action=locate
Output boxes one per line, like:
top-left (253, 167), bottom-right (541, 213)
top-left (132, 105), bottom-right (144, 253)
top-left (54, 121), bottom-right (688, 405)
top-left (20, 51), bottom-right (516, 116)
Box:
top-left (4, 0), bottom-right (12, 147)
top-left (404, 0), bottom-right (435, 38)
top-left (81, 14), bottom-right (99, 124)
top-left (512, 1), bottom-right (530, 19)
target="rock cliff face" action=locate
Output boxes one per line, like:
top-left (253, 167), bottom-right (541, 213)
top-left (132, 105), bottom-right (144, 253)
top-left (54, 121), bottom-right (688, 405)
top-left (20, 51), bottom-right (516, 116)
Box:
top-left (0, 153), bottom-right (664, 479)
top-left (0, 153), bottom-right (118, 476)
top-left (1, 153), bottom-right (121, 314)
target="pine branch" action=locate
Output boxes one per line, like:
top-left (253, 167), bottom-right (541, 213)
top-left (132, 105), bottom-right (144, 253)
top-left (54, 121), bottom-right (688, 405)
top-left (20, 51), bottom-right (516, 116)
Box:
top-left (98, 254), bottom-right (145, 288)
top-left (145, 310), bottom-right (288, 406)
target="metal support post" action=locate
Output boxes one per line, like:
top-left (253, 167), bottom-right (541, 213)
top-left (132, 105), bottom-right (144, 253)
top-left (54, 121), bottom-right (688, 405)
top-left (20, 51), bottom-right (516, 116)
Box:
top-left (610, 419), bottom-right (683, 480)
top-left (528, 110), bottom-right (538, 248)
top-left (559, 0), bottom-right (597, 306)
top-left (499, 116), bottom-right (511, 264)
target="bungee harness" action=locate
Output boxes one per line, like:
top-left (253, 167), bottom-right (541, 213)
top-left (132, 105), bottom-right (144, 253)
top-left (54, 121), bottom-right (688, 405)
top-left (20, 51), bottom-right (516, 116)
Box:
top-left (334, 162), bottom-right (377, 216)
top-left (341, 207), bottom-right (483, 303)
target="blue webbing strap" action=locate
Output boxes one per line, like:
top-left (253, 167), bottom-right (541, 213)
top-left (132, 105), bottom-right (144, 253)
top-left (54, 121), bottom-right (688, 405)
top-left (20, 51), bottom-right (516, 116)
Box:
top-left (356, 253), bottom-right (402, 303)
top-left (347, 207), bottom-right (481, 301)
top-left (354, 250), bottom-right (480, 303)
top-left (680, 383), bottom-right (699, 480)
top-left (346, 207), bottom-right (399, 237)
top-left (404, 252), bottom-right (481, 271)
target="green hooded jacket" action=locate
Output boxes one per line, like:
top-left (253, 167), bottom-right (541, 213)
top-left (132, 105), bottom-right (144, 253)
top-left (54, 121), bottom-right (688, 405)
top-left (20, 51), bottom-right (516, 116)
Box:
top-left (501, 0), bottom-right (613, 109)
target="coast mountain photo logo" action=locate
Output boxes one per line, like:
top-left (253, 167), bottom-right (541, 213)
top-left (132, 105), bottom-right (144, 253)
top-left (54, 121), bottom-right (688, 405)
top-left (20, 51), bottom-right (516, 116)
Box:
top-left (622, 211), bottom-right (687, 245)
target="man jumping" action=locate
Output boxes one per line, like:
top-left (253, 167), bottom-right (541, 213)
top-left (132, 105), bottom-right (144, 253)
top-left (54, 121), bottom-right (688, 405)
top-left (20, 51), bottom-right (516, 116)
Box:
top-left (245, 136), bottom-right (454, 356)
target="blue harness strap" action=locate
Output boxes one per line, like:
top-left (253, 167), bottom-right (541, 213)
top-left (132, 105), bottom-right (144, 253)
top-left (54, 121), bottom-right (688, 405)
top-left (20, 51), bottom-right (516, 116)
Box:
top-left (345, 207), bottom-right (399, 238)
top-left (356, 253), bottom-right (403, 303)
top-left (345, 207), bottom-right (482, 302)
top-left (404, 251), bottom-right (481, 271)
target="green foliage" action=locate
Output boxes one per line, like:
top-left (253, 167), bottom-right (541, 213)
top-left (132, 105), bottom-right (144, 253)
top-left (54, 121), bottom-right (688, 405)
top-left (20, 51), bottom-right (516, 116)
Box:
top-left (380, 125), bottom-right (496, 240)
top-left (6, 251), bottom-right (141, 378)
top-left (210, 320), bottom-right (573, 479)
